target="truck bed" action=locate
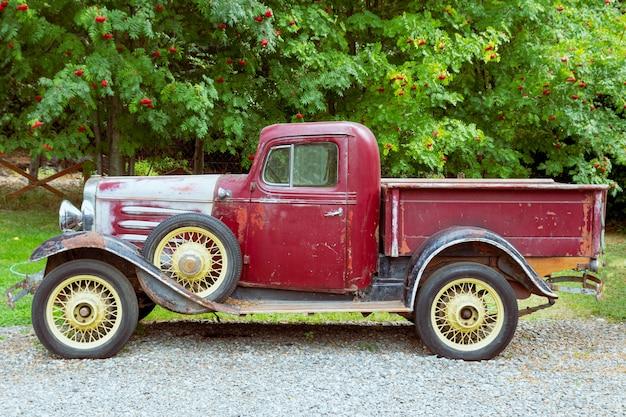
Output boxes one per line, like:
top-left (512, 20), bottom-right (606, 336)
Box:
top-left (380, 178), bottom-right (607, 262)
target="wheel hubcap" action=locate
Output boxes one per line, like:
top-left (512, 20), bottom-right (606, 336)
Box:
top-left (179, 253), bottom-right (203, 276)
top-left (447, 294), bottom-right (485, 332)
top-left (67, 292), bottom-right (105, 330)
top-left (171, 242), bottom-right (212, 282)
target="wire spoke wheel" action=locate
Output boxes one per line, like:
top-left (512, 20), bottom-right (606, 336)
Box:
top-left (431, 278), bottom-right (504, 351)
top-left (47, 275), bottom-right (122, 348)
top-left (154, 226), bottom-right (228, 298)
top-left (143, 213), bottom-right (242, 303)
top-left (415, 262), bottom-right (518, 361)
top-left (32, 260), bottom-right (138, 359)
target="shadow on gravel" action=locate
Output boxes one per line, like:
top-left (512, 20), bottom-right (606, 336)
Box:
top-left (132, 320), bottom-right (426, 356)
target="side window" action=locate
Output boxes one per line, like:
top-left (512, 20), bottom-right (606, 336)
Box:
top-left (262, 142), bottom-right (338, 188)
top-left (263, 145), bottom-right (291, 185)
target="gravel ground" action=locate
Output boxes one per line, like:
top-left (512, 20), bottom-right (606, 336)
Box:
top-left (0, 318), bottom-right (624, 416)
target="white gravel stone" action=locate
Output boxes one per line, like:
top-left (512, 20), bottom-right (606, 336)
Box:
top-left (0, 319), bottom-right (624, 416)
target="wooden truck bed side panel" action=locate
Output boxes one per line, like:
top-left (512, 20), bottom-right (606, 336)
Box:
top-left (381, 179), bottom-right (607, 259)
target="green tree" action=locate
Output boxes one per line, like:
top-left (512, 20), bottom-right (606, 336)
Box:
top-left (1, 0), bottom-right (624, 189)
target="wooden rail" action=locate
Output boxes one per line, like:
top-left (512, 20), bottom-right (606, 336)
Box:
top-left (0, 158), bottom-right (84, 199)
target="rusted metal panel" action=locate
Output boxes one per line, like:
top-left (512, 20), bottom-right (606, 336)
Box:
top-left (230, 124), bottom-right (381, 293)
top-left (135, 267), bottom-right (239, 315)
top-left (527, 256), bottom-right (597, 277)
top-left (244, 185), bottom-right (350, 291)
top-left (381, 179), bottom-right (608, 259)
top-left (30, 232), bottom-right (108, 261)
top-left (27, 232), bottom-right (239, 315)
top-left (4, 271), bottom-right (43, 308)
top-left (93, 175), bottom-right (220, 246)
top-left (405, 226), bottom-right (558, 308)
top-left (230, 299), bottom-right (409, 315)
top-left (546, 272), bottom-right (603, 300)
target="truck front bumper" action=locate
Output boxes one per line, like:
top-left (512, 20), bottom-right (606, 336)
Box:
top-left (5, 271), bottom-right (43, 309)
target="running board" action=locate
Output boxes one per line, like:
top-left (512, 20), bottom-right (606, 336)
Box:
top-left (224, 299), bottom-right (411, 315)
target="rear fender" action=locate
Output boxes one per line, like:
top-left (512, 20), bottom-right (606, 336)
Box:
top-left (406, 226), bottom-right (557, 308)
top-left (30, 232), bottom-right (239, 315)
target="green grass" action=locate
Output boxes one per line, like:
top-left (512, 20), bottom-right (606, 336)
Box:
top-left (1, 189), bottom-right (624, 326)
top-left (0, 208), bottom-right (58, 326)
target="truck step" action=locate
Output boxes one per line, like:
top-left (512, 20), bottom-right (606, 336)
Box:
top-left (224, 299), bottom-right (410, 315)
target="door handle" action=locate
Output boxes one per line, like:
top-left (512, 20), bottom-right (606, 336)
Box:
top-left (324, 208), bottom-right (343, 217)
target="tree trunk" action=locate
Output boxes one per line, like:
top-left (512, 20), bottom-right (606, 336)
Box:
top-left (128, 154), bottom-right (135, 176)
top-left (193, 138), bottom-right (205, 175)
top-left (92, 110), bottom-right (103, 175)
top-left (107, 96), bottom-right (125, 176)
top-left (28, 153), bottom-right (44, 184)
top-left (108, 131), bottom-right (125, 176)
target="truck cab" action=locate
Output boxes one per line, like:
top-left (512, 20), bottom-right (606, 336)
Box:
top-left (213, 122), bottom-right (380, 293)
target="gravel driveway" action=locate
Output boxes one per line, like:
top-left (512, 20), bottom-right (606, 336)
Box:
top-left (1, 318), bottom-right (624, 416)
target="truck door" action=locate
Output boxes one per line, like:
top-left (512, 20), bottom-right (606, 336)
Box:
top-left (244, 136), bottom-right (349, 291)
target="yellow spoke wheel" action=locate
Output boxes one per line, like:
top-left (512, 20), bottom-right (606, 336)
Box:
top-left (143, 213), bottom-right (242, 303)
top-left (415, 262), bottom-right (518, 361)
top-left (32, 260), bottom-right (138, 359)
top-left (430, 278), bottom-right (504, 351)
top-left (153, 226), bottom-right (228, 298)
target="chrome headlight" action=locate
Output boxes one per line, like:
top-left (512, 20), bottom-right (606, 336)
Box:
top-left (59, 200), bottom-right (82, 233)
top-left (80, 199), bottom-right (94, 231)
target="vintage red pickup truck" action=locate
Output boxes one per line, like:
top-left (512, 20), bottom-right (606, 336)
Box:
top-left (7, 121), bottom-right (607, 360)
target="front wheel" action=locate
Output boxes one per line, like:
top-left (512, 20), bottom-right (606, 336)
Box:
top-left (414, 262), bottom-right (518, 361)
top-left (32, 260), bottom-right (139, 359)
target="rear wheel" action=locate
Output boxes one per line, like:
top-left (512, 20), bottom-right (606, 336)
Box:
top-left (415, 262), bottom-right (518, 361)
top-left (32, 260), bottom-right (138, 359)
top-left (142, 213), bottom-right (242, 303)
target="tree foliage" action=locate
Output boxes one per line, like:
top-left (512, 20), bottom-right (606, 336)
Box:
top-left (0, 0), bottom-right (624, 186)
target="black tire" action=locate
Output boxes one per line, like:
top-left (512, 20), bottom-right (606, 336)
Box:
top-left (142, 213), bottom-right (242, 303)
top-left (414, 262), bottom-right (518, 361)
top-left (137, 302), bottom-right (156, 321)
top-left (31, 260), bottom-right (139, 359)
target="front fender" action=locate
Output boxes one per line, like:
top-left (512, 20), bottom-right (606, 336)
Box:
top-left (406, 226), bottom-right (558, 308)
top-left (31, 231), bottom-right (144, 264)
top-left (30, 232), bottom-right (239, 315)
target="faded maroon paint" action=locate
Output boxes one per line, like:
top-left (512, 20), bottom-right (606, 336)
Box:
top-left (211, 174), bottom-right (250, 253)
top-left (93, 175), bottom-right (219, 246)
top-left (213, 122), bottom-right (380, 293)
top-left (380, 179), bottom-right (607, 259)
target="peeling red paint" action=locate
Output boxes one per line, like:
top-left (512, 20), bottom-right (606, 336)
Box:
top-left (578, 194), bottom-right (593, 256)
top-left (381, 179), bottom-right (606, 259)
